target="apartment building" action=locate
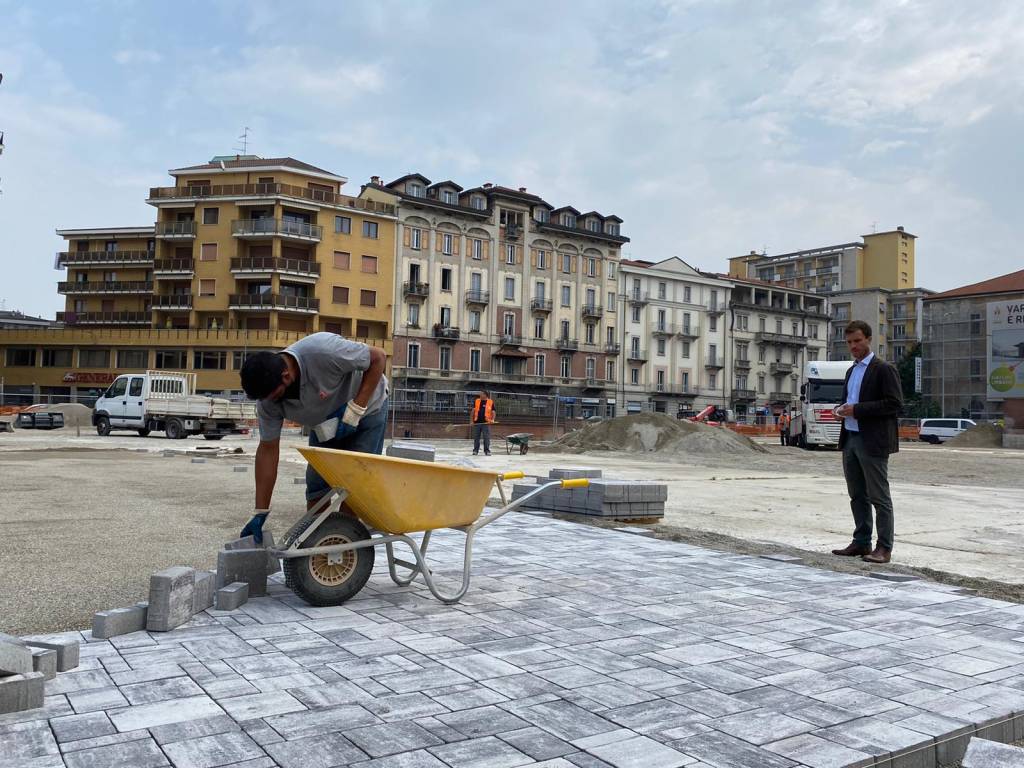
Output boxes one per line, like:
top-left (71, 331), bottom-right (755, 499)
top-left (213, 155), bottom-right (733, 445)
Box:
top-left (728, 278), bottom-right (829, 419)
top-left (370, 174), bottom-right (628, 411)
top-left (828, 286), bottom-right (933, 361)
top-left (618, 258), bottom-right (733, 415)
top-left (728, 227), bottom-right (916, 294)
top-left (0, 156), bottom-right (396, 402)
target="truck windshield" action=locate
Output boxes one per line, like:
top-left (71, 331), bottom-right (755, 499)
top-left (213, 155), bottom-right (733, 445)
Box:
top-left (807, 379), bottom-right (845, 403)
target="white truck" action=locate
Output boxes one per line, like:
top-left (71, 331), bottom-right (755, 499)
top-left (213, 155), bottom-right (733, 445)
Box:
top-left (790, 360), bottom-right (854, 449)
top-left (92, 370), bottom-right (256, 440)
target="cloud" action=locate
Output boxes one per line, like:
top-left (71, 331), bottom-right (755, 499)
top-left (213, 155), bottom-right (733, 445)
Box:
top-left (114, 49), bottom-right (162, 65)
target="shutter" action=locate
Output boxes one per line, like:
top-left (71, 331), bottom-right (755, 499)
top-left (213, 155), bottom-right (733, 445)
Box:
top-left (453, 235), bottom-right (460, 256)
top-left (530, 249), bottom-right (536, 267)
top-left (435, 232), bottom-right (443, 252)
top-left (483, 241), bottom-right (489, 261)
top-left (403, 228), bottom-right (410, 247)
top-left (595, 259), bottom-right (602, 278)
top-left (571, 256), bottom-right (577, 273)
top-left (516, 246), bottom-right (523, 265)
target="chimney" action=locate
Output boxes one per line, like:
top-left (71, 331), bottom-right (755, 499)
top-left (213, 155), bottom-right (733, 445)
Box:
top-left (749, 250), bottom-right (757, 256)
top-left (483, 182), bottom-right (493, 189)
top-left (896, 226), bottom-right (904, 232)
top-left (370, 175), bottom-right (381, 185)
top-left (518, 186), bottom-right (527, 193)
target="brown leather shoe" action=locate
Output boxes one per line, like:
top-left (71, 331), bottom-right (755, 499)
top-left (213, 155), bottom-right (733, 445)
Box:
top-left (862, 547), bottom-right (892, 564)
top-left (831, 542), bottom-right (871, 557)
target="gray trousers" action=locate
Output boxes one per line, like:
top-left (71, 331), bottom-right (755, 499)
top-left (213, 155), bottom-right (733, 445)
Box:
top-left (472, 423), bottom-right (491, 453)
top-left (842, 432), bottom-right (895, 550)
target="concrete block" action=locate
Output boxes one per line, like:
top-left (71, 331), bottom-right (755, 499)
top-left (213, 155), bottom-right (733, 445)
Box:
top-left (22, 635), bottom-right (79, 671)
top-left (386, 442), bottom-right (436, 462)
top-left (217, 549), bottom-right (268, 597)
top-left (233, 465), bottom-right (248, 472)
top-left (0, 672), bottom-right (45, 714)
top-left (224, 533), bottom-right (280, 576)
top-left (0, 639), bottom-right (32, 675)
top-left (92, 603), bottom-right (148, 639)
top-left (192, 570), bottom-right (216, 613)
top-left (549, 467), bottom-right (602, 479)
top-left (191, 457), bottom-right (206, 464)
top-left (215, 582), bottom-right (249, 611)
top-left (963, 737), bottom-right (1024, 767)
top-left (147, 566), bottom-right (196, 632)
top-left (30, 648), bottom-right (57, 680)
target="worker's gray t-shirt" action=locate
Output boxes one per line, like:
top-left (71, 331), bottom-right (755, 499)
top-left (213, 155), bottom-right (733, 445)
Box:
top-left (256, 333), bottom-right (388, 442)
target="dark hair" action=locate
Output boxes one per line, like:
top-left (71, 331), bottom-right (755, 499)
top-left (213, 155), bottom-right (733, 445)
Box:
top-left (479, 390), bottom-right (490, 398)
top-left (240, 352), bottom-right (287, 400)
top-left (844, 320), bottom-right (872, 339)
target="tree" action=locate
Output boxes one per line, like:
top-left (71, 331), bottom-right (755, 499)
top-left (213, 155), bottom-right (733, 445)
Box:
top-left (895, 343), bottom-right (939, 418)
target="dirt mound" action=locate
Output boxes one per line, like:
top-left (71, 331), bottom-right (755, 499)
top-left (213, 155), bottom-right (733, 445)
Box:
top-left (544, 413), bottom-right (765, 455)
top-left (946, 422), bottom-right (1004, 448)
top-left (29, 403), bottom-right (94, 427)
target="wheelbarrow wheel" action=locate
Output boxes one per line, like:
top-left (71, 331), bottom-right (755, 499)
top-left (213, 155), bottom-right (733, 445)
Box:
top-left (282, 513), bottom-right (374, 606)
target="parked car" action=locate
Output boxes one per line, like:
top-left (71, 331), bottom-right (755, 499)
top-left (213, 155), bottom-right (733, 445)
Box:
top-left (919, 418), bottom-right (976, 444)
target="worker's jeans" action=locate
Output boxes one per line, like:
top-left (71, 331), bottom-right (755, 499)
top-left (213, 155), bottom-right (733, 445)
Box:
top-left (472, 424), bottom-right (491, 454)
top-left (842, 431), bottom-right (894, 550)
top-left (305, 401), bottom-right (388, 502)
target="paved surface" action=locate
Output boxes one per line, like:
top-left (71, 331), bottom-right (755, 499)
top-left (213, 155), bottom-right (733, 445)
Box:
top-left (3, 514), bottom-right (1024, 767)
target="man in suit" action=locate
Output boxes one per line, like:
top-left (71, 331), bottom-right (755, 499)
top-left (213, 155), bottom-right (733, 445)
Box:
top-left (831, 320), bottom-right (903, 564)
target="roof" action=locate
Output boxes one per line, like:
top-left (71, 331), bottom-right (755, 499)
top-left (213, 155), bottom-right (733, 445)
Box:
top-left (387, 173), bottom-right (431, 187)
top-left (580, 211), bottom-right (603, 219)
top-left (170, 156), bottom-right (345, 182)
top-left (863, 228), bottom-right (917, 239)
top-left (427, 180), bottom-right (463, 192)
top-left (550, 206), bottom-right (582, 216)
top-left (925, 268), bottom-right (1024, 300)
top-left (706, 272), bottom-right (821, 296)
top-left (56, 226), bottom-right (155, 237)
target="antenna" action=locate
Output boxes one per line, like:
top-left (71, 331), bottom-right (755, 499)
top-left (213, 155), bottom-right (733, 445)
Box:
top-left (234, 126), bottom-right (251, 155)
top-left (871, 221), bottom-right (877, 234)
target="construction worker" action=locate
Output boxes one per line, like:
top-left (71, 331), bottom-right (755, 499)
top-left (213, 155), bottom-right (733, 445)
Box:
top-left (779, 410), bottom-right (790, 446)
top-left (471, 390), bottom-right (495, 456)
top-left (238, 332), bottom-right (388, 543)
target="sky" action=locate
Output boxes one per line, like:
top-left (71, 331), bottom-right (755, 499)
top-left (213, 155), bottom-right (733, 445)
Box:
top-left (1, 0), bottom-right (1022, 318)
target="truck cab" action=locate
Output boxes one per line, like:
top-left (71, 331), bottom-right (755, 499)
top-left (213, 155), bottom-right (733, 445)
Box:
top-left (791, 360), bottom-right (854, 449)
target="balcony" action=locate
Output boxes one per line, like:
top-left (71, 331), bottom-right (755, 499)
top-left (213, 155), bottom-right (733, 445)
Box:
top-left (706, 303), bottom-right (725, 315)
top-left (755, 331), bottom-right (807, 347)
top-left (557, 338), bottom-right (579, 351)
top-left (401, 281), bottom-right (430, 298)
top-left (732, 388), bottom-right (756, 401)
top-left (465, 290), bottom-right (490, 305)
top-left (704, 357), bottom-right (725, 370)
top-left (677, 324), bottom-right (699, 339)
top-left (147, 182), bottom-right (396, 216)
top-left (581, 304), bottom-right (603, 319)
top-left (499, 333), bottom-right (523, 346)
top-left (153, 258), bottom-right (195, 277)
top-left (394, 366), bottom-right (429, 379)
top-left (652, 323), bottom-right (675, 337)
top-left (231, 257), bottom-right (321, 281)
top-left (231, 219), bottom-right (322, 242)
top-left (152, 294), bottom-right (193, 311)
top-left (770, 361), bottom-right (795, 375)
top-left (56, 311), bottom-right (150, 326)
top-left (229, 293), bottom-right (320, 313)
top-left (627, 348), bottom-right (648, 362)
top-left (583, 377), bottom-right (603, 389)
top-left (734, 358), bottom-right (751, 371)
top-left (649, 385), bottom-right (698, 397)
top-left (627, 290), bottom-right (649, 305)
top-left (604, 342), bottom-right (621, 355)
top-left (432, 324), bottom-right (460, 341)
top-left (769, 392), bottom-right (794, 402)
top-left (57, 250), bottom-right (154, 268)
top-left (530, 297), bottom-right (553, 313)
top-left (58, 281), bottom-right (153, 295)
top-left (155, 221), bottom-right (196, 239)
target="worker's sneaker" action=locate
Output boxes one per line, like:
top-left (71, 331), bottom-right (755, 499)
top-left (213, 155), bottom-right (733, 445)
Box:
top-left (485, 451), bottom-right (491, 456)
top-left (831, 542), bottom-right (871, 557)
top-left (862, 547), bottom-right (892, 564)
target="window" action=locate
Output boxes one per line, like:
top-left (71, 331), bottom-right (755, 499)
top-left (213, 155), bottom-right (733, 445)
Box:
top-left (561, 285), bottom-right (571, 307)
top-left (79, 349), bottom-right (109, 368)
top-left (117, 349), bottom-right (148, 369)
top-left (200, 243), bottom-right (217, 261)
top-left (561, 254), bottom-right (572, 273)
top-left (709, 290), bottom-right (718, 311)
top-left (561, 355), bottom-right (571, 378)
top-left (606, 326), bottom-right (615, 345)
top-left (361, 255), bottom-right (378, 274)
top-left (684, 286), bottom-right (692, 303)
top-left (561, 213), bottom-right (576, 228)
top-left (439, 347), bottom-right (451, 371)
top-left (607, 291), bottom-right (615, 312)
top-left (585, 323), bottom-right (596, 344)
top-left (442, 190), bottom-right (455, 204)
top-left (709, 372), bottom-right (717, 389)
top-left (469, 310), bottom-right (481, 332)
top-left (759, 317), bottom-right (766, 331)
top-left (472, 239), bottom-right (483, 260)
top-left (536, 208), bottom-right (550, 223)
top-left (560, 320), bottom-right (571, 339)
top-left (506, 244), bottom-right (516, 264)
top-left (199, 279), bottom-right (216, 297)
top-left (970, 313), bottom-right (982, 335)
top-left (758, 345), bottom-right (767, 363)
top-left (440, 307), bottom-right (453, 327)
top-left (809, 323), bottom-right (818, 339)
top-left (438, 233), bottom-right (452, 255)
top-left (202, 207), bottom-right (219, 225)
top-left (231, 351), bottom-right (258, 370)
top-left (682, 371), bottom-right (690, 391)
top-left (587, 219), bottom-right (600, 233)
top-left (104, 240), bottom-right (118, 252)
top-left (360, 290), bottom-right (376, 307)
top-left (407, 303), bottom-right (420, 326)
top-left (681, 341), bottom-right (690, 358)
top-left (792, 322), bottom-right (799, 336)
top-left (411, 228), bottom-right (422, 250)
top-left (441, 268), bottom-right (452, 292)
top-left (471, 195), bottom-right (485, 210)
top-left (41, 349), bottom-right (73, 367)
top-left (407, 343), bottom-right (420, 368)
top-left (537, 250), bottom-right (547, 269)
top-left (970, 359), bottom-right (982, 376)
top-left (362, 221), bottom-right (378, 239)
top-left (586, 358), bottom-right (596, 378)
top-left (737, 342), bottom-right (748, 361)
top-left (658, 282), bottom-right (667, 300)
top-left (709, 316), bottom-right (717, 332)
top-left (469, 349), bottom-right (481, 372)
top-left (535, 354), bottom-right (546, 376)
top-left (193, 350), bottom-right (227, 370)
top-left (630, 367), bottom-right (639, 385)
top-left (503, 313), bottom-right (515, 335)
top-left (757, 373), bottom-right (766, 393)
top-left (587, 258), bottom-right (596, 277)
top-left (775, 319), bottom-right (783, 334)
top-left (607, 262), bottom-right (616, 279)
top-left (709, 343), bottom-right (718, 364)
top-left (504, 277), bottom-right (515, 300)
top-left (656, 370), bottom-right (665, 391)
top-left (657, 338), bottom-right (666, 356)
top-left (408, 182), bottom-right (424, 197)
top-left (606, 361), bottom-right (615, 381)
top-left (335, 216), bottom-right (352, 234)
top-left (534, 317), bottom-right (545, 339)
top-left (6, 348), bottom-right (36, 366)
top-left (333, 251), bottom-right (350, 269)
top-left (332, 286), bottom-right (349, 304)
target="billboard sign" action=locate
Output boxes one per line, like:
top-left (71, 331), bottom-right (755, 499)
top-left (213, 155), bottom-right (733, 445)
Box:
top-left (987, 298), bottom-right (1024, 400)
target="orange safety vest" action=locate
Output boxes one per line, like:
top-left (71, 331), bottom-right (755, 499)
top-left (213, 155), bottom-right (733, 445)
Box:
top-left (780, 413), bottom-right (790, 429)
top-left (472, 398), bottom-right (495, 424)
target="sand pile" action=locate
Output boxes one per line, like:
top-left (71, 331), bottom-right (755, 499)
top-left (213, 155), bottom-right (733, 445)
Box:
top-left (544, 413), bottom-right (765, 455)
top-left (946, 422), bottom-right (1004, 448)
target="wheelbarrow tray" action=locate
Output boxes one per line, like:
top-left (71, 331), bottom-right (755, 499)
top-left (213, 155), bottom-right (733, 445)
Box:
top-left (298, 447), bottom-right (501, 535)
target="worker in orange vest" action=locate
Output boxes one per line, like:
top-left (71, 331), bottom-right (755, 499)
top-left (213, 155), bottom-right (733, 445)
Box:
top-left (471, 390), bottom-right (496, 456)
top-left (779, 410), bottom-right (791, 446)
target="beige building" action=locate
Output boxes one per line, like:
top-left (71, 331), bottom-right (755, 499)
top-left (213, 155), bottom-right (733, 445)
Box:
top-left (829, 286), bottom-right (933, 361)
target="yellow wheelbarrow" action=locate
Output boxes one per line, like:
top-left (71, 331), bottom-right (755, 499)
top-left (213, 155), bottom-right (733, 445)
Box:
top-left (269, 447), bottom-right (589, 606)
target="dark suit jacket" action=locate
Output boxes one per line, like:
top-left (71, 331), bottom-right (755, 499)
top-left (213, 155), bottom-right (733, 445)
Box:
top-left (838, 356), bottom-right (904, 457)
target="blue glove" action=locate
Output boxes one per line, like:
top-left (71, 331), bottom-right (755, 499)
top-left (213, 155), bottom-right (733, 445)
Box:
top-left (240, 511), bottom-right (269, 545)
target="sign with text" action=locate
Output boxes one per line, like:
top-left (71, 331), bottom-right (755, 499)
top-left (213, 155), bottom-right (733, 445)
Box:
top-left (987, 298), bottom-right (1024, 400)
top-left (63, 371), bottom-right (117, 384)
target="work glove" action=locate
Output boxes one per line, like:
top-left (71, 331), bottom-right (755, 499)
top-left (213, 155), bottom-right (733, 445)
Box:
top-left (240, 509), bottom-right (270, 545)
top-left (338, 400), bottom-right (367, 438)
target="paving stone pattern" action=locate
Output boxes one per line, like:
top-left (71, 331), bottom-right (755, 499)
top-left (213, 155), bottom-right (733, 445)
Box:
top-left (3, 515), bottom-right (1024, 767)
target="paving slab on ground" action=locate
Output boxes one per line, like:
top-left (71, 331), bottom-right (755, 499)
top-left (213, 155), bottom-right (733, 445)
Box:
top-left (4, 515), bottom-right (1024, 767)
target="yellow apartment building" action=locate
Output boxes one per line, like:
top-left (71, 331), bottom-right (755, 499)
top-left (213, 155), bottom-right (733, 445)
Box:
top-left (0, 156), bottom-right (398, 403)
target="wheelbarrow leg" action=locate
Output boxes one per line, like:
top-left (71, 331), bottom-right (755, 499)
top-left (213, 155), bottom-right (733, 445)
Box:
top-left (385, 531), bottom-right (434, 587)
top-left (387, 530), bottom-right (475, 605)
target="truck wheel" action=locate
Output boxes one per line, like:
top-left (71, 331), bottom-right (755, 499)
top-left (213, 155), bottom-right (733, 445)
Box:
top-left (96, 416), bottom-right (111, 436)
top-left (203, 434), bottom-right (224, 441)
top-left (165, 418), bottom-right (186, 440)
top-left (282, 513), bottom-right (374, 607)
top-left (137, 427), bottom-right (151, 437)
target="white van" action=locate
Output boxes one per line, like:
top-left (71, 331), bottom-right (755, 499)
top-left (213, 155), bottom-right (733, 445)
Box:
top-left (919, 418), bottom-right (976, 444)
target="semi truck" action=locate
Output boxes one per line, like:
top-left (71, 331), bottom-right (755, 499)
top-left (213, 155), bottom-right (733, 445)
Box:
top-left (92, 370), bottom-right (256, 440)
top-left (790, 360), bottom-right (854, 449)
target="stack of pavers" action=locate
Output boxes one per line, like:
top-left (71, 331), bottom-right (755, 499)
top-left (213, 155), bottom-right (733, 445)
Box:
top-left (385, 441), bottom-right (436, 462)
top-left (510, 467), bottom-right (667, 521)
top-left (0, 632), bottom-right (79, 714)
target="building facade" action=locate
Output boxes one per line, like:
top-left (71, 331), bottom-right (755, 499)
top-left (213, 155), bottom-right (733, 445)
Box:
top-left (372, 174), bottom-right (628, 415)
top-left (828, 286), bottom-right (934, 361)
